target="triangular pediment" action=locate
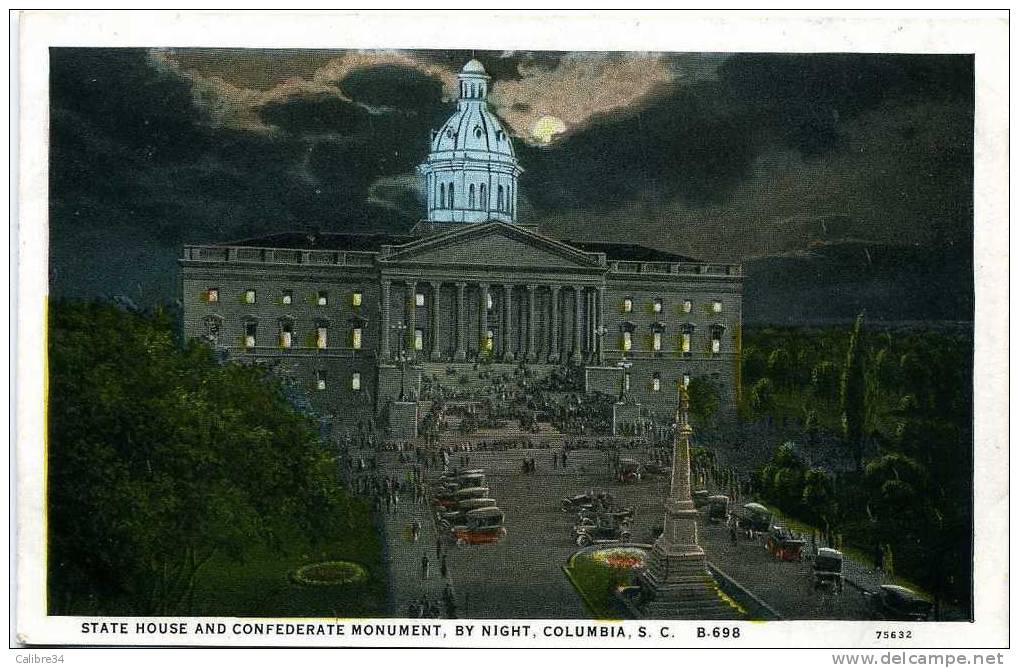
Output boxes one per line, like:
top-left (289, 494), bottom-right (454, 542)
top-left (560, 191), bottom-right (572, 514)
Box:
top-left (380, 222), bottom-right (603, 269)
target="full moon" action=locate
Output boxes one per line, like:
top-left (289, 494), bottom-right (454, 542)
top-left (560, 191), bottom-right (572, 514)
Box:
top-left (531, 115), bottom-right (566, 144)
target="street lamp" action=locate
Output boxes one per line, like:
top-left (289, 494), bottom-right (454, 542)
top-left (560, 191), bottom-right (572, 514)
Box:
top-left (391, 322), bottom-right (409, 401)
top-left (595, 324), bottom-right (608, 365)
top-left (615, 355), bottom-right (632, 402)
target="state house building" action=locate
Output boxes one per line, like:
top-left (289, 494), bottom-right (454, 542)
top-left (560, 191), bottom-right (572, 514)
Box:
top-left (180, 59), bottom-right (743, 430)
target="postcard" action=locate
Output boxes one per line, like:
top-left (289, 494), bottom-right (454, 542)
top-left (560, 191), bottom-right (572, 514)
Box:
top-left (12, 10), bottom-right (1009, 653)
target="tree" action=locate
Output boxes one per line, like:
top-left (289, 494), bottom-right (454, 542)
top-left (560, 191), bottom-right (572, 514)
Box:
top-left (48, 301), bottom-right (354, 615)
top-left (840, 312), bottom-right (868, 471)
top-left (687, 377), bottom-right (720, 427)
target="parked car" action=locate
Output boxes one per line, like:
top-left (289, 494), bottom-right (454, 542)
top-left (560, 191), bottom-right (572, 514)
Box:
top-left (616, 458), bottom-right (644, 483)
top-left (433, 486), bottom-right (490, 509)
top-left (438, 497), bottom-right (498, 525)
top-left (643, 461), bottom-right (670, 476)
top-left (561, 491), bottom-right (614, 513)
top-left (867, 585), bottom-right (933, 621)
top-left (573, 520), bottom-right (631, 547)
top-left (449, 507), bottom-right (507, 546)
top-left (813, 548), bottom-right (844, 593)
top-left (766, 526), bottom-right (806, 561)
top-left (706, 495), bottom-right (729, 524)
top-left (577, 507), bottom-right (634, 524)
top-left (736, 502), bottom-right (774, 534)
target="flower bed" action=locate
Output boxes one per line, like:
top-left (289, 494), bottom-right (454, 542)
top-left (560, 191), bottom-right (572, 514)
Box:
top-left (590, 547), bottom-right (647, 570)
top-left (292, 560), bottom-right (367, 586)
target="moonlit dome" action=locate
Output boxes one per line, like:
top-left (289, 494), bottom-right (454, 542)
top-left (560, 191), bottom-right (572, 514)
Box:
top-left (417, 59), bottom-right (523, 225)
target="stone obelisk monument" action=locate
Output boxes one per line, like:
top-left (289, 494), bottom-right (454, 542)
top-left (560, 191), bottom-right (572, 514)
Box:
top-left (642, 386), bottom-right (706, 589)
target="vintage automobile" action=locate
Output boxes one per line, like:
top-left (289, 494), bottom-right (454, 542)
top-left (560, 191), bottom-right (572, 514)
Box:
top-left (692, 489), bottom-right (711, 508)
top-left (706, 495), bottom-right (730, 524)
top-left (813, 547), bottom-right (844, 593)
top-left (642, 461), bottom-right (670, 477)
top-left (867, 585), bottom-right (933, 621)
top-left (573, 520), bottom-right (631, 547)
top-left (766, 525), bottom-right (806, 561)
top-left (736, 502), bottom-right (774, 534)
top-left (616, 458), bottom-right (644, 483)
top-left (433, 486), bottom-right (490, 509)
top-left (431, 470), bottom-right (486, 491)
top-left (561, 491), bottom-right (614, 513)
top-left (576, 507), bottom-right (634, 525)
top-left (449, 507), bottom-right (507, 546)
top-left (438, 497), bottom-right (498, 525)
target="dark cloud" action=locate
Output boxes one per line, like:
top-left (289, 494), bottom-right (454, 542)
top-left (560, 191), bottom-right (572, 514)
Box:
top-left (48, 48), bottom-right (974, 324)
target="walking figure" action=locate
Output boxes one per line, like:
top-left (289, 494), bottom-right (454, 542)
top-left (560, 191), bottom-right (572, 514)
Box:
top-left (410, 519), bottom-right (421, 543)
top-left (421, 554), bottom-right (429, 579)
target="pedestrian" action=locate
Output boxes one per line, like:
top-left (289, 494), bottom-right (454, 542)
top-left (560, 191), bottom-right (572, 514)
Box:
top-left (436, 537), bottom-right (443, 558)
top-left (441, 554), bottom-right (448, 579)
top-left (411, 519), bottom-right (421, 543)
top-left (421, 554), bottom-right (429, 579)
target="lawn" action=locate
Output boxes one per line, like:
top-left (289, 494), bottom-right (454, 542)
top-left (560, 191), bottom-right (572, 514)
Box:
top-left (187, 502), bottom-right (388, 618)
top-left (563, 548), bottom-right (644, 619)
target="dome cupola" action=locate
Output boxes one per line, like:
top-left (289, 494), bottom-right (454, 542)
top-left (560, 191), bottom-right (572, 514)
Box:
top-left (417, 59), bottom-right (523, 225)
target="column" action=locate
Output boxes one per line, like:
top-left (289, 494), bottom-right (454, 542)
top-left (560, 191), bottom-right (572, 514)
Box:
top-left (430, 280), bottom-right (442, 361)
top-left (572, 285), bottom-right (583, 363)
top-left (597, 285), bottom-right (606, 364)
top-left (479, 282), bottom-right (490, 357)
top-left (585, 289), bottom-right (594, 361)
top-left (380, 279), bottom-right (391, 361)
top-left (454, 282), bottom-right (466, 361)
top-left (406, 281), bottom-right (417, 359)
top-left (549, 285), bottom-right (560, 363)
top-left (503, 284), bottom-right (514, 362)
top-left (525, 284), bottom-right (537, 362)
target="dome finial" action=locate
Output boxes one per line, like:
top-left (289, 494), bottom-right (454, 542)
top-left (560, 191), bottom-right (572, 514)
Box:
top-left (461, 58), bottom-right (487, 75)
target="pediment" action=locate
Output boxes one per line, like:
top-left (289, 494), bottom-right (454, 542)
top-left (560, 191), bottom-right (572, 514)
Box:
top-left (380, 223), bottom-right (603, 269)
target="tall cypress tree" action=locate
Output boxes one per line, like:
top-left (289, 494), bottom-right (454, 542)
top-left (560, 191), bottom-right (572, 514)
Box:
top-left (841, 312), bottom-right (867, 471)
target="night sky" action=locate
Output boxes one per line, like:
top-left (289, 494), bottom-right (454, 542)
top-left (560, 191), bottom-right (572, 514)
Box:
top-left (48, 48), bottom-right (974, 324)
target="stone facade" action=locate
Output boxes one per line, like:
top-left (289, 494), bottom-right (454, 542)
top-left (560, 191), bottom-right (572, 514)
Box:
top-left (179, 223), bottom-right (742, 426)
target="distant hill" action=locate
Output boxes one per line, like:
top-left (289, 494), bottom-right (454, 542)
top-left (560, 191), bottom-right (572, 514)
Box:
top-left (743, 241), bottom-right (973, 326)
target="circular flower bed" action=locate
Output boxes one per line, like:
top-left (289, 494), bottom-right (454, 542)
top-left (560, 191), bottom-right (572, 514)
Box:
top-left (590, 547), bottom-right (647, 570)
top-left (293, 560), bottom-right (367, 586)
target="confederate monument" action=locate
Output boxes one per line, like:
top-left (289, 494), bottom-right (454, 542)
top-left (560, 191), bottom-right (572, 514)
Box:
top-left (638, 388), bottom-right (741, 619)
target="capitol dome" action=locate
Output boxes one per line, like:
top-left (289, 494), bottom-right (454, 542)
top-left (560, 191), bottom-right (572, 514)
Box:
top-left (417, 59), bottom-right (523, 225)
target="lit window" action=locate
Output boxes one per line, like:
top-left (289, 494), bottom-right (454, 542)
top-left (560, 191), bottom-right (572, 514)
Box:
top-left (351, 372), bottom-right (361, 391)
top-left (622, 331), bottom-right (632, 352)
top-left (623, 297), bottom-right (633, 313)
top-left (414, 329), bottom-right (424, 351)
top-left (683, 300), bottom-right (692, 314)
top-left (207, 288), bottom-right (219, 303)
top-left (712, 336), bottom-right (721, 354)
top-left (652, 373), bottom-right (661, 392)
top-left (713, 301), bottom-right (723, 313)
top-left (683, 374), bottom-right (691, 388)
top-left (317, 327), bottom-right (328, 349)
top-left (681, 332), bottom-right (691, 354)
top-left (352, 291), bottom-right (362, 307)
top-left (486, 293), bottom-right (493, 310)
top-left (352, 327), bottom-right (362, 350)
top-left (317, 291), bottom-right (328, 306)
top-left (244, 322), bottom-right (257, 348)
top-left (624, 373), bottom-right (631, 392)
top-left (245, 289), bottom-right (256, 304)
top-left (415, 292), bottom-right (425, 307)
top-left (653, 298), bottom-right (663, 313)
top-left (282, 290), bottom-right (292, 305)
top-left (652, 331), bottom-right (662, 352)
top-left (484, 330), bottom-right (494, 352)
top-left (316, 371), bottom-right (326, 391)
top-left (279, 323), bottom-right (293, 349)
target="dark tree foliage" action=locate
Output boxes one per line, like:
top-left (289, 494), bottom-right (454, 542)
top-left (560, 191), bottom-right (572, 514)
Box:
top-left (743, 321), bottom-right (973, 615)
top-left (48, 301), bottom-right (352, 615)
top-left (840, 312), bottom-right (868, 471)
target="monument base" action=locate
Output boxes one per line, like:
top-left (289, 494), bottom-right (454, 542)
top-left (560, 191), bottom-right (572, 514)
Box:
top-left (636, 540), bottom-right (742, 620)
